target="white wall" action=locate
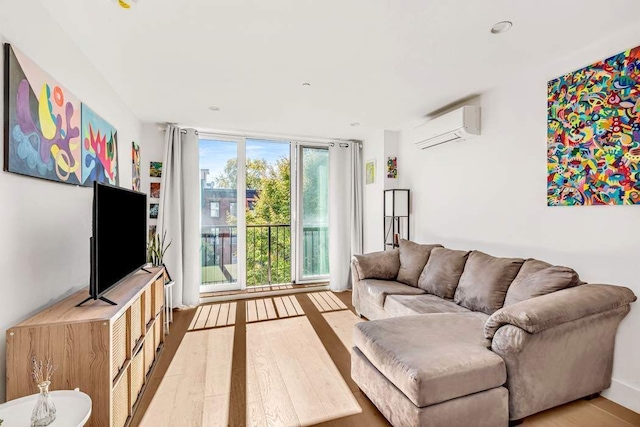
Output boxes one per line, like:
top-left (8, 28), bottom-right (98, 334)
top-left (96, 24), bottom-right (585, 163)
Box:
top-left (0, 0), bottom-right (145, 401)
top-left (362, 130), bottom-right (385, 253)
top-left (363, 26), bottom-right (640, 411)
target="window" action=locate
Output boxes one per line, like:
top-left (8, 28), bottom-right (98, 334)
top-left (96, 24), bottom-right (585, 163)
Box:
top-left (230, 202), bottom-right (237, 216)
top-left (210, 201), bottom-right (220, 218)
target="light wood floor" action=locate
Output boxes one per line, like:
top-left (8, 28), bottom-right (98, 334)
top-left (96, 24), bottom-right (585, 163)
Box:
top-left (131, 291), bottom-right (640, 427)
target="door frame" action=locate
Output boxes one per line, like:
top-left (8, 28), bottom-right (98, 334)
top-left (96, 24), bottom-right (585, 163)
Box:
top-left (199, 134), bottom-right (246, 293)
top-left (293, 142), bottom-right (331, 284)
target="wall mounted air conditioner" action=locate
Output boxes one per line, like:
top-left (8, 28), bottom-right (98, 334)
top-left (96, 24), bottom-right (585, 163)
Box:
top-left (412, 105), bottom-right (481, 150)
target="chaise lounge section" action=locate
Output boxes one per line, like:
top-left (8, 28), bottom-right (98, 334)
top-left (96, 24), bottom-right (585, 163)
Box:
top-left (350, 240), bottom-right (636, 426)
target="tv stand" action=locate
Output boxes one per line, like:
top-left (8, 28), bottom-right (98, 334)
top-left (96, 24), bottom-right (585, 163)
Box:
top-left (7, 266), bottom-right (167, 426)
top-left (75, 295), bottom-right (117, 307)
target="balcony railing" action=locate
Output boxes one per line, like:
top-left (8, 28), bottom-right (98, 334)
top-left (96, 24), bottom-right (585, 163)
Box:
top-left (201, 224), bottom-right (328, 286)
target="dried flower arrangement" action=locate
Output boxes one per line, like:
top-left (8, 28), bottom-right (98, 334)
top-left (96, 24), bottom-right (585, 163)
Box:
top-left (31, 357), bottom-right (57, 384)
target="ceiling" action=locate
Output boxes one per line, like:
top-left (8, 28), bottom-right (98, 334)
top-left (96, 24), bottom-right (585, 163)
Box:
top-left (38, 0), bottom-right (640, 140)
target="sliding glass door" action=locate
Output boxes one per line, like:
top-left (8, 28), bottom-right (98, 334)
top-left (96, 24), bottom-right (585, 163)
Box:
top-left (199, 136), bottom-right (245, 293)
top-left (199, 136), bottom-right (329, 292)
top-left (296, 145), bottom-right (329, 283)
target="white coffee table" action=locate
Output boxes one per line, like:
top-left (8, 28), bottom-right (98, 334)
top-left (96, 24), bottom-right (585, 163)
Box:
top-left (0, 389), bottom-right (92, 426)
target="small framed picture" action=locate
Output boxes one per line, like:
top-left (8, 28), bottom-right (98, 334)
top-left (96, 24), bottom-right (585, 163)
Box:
top-left (365, 159), bottom-right (376, 185)
top-left (149, 225), bottom-right (157, 241)
top-left (150, 161), bottom-right (163, 178)
top-left (150, 203), bottom-right (159, 219)
top-left (150, 182), bottom-right (160, 199)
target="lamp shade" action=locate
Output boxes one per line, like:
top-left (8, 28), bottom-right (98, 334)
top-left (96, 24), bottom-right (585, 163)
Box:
top-left (384, 189), bottom-right (409, 217)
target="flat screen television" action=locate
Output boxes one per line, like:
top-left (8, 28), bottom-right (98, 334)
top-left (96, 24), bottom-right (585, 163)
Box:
top-left (79, 181), bottom-right (148, 306)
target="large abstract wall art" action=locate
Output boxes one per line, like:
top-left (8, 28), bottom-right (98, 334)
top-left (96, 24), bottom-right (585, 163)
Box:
top-left (547, 45), bottom-right (640, 206)
top-left (81, 103), bottom-right (119, 186)
top-left (4, 44), bottom-right (82, 184)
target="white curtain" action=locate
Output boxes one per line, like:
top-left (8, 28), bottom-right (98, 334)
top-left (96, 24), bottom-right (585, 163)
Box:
top-left (329, 141), bottom-right (363, 291)
top-left (158, 126), bottom-right (201, 307)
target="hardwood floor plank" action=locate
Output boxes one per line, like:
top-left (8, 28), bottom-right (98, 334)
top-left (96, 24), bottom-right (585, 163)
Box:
top-left (194, 305), bottom-right (212, 330)
top-left (227, 302), bottom-right (237, 326)
top-left (288, 295), bottom-right (305, 316)
top-left (308, 292), bottom-right (326, 312)
top-left (247, 300), bottom-right (258, 323)
top-left (246, 322), bottom-right (300, 426)
top-left (188, 306), bottom-right (202, 330)
top-left (589, 396), bottom-right (640, 426)
top-left (204, 327), bottom-right (234, 398)
top-left (246, 346), bottom-right (268, 427)
top-left (325, 292), bottom-right (348, 310)
top-left (204, 304), bottom-right (221, 329)
top-left (281, 295), bottom-right (298, 317)
top-left (263, 317), bottom-right (329, 425)
top-left (203, 394), bottom-right (230, 427)
top-left (273, 297), bottom-right (289, 317)
top-left (524, 398), bottom-right (637, 426)
top-left (216, 303), bottom-right (230, 327)
top-left (265, 298), bottom-right (278, 320)
top-left (323, 310), bottom-right (364, 351)
top-left (319, 292), bottom-right (341, 311)
top-left (256, 298), bottom-right (268, 321)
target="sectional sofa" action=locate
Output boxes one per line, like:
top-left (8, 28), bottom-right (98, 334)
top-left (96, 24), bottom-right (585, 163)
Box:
top-left (350, 240), bottom-right (636, 427)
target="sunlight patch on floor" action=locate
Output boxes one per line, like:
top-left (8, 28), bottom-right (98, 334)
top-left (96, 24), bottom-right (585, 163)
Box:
top-left (246, 316), bottom-right (361, 426)
top-left (139, 327), bottom-right (235, 426)
top-left (323, 309), bottom-right (364, 352)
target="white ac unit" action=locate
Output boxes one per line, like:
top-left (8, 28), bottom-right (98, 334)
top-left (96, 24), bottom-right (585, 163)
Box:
top-left (412, 105), bottom-right (481, 150)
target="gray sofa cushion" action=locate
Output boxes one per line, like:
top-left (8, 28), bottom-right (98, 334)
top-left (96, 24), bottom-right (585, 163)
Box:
top-left (396, 240), bottom-right (443, 287)
top-left (354, 313), bottom-right (506, 407)
top-left (384, 294), bottom-right (473, 317)
top-left (360, 279), bottom-right (426, 308)
top-left (418, 247), bottom-right (470, 298)
top-left (504, 266), bottom-right (582, 306)
top-left (352, 249), bottom-right (400, 280)
top-left (454, 251), bottom-right (525, 315)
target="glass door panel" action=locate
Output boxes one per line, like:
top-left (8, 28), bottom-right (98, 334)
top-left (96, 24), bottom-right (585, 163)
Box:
top-left (298, 146), bottom-right (329, 281)
top-left (199, 138), bottom-right (244, 292)
top-left (245, 139), bottom-right (291, 287)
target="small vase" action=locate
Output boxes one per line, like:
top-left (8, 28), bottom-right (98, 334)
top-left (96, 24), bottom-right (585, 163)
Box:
top-left (31, 381), bottom-right (56, 427)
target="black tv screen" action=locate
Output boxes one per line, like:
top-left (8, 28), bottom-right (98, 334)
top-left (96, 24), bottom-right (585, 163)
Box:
top-left (92, 182), bottom-right (148, 299)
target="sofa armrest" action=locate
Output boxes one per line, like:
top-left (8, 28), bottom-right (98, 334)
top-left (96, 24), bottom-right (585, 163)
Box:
top-left (351, 249), bottom-right (400, 281)
top-left (484, 284), bottom-right (636, 339)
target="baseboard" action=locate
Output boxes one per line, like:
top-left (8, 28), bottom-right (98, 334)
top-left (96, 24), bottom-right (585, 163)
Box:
top-left (602, 378), bottom-right (640, 414)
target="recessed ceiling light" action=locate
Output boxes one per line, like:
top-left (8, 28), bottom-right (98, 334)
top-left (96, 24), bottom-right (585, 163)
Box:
top-left (491, 21), bottom-right (513, 34)
top-left (350, 122), bottom-right (360, 127)
top-left (208, 106), bottom-right (220, 111)
top-left (302, 82), bottom-right (311, 87)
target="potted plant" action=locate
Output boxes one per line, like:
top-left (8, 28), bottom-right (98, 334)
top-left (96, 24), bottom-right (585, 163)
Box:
top-left (147, 230), bottom-right (172, 267)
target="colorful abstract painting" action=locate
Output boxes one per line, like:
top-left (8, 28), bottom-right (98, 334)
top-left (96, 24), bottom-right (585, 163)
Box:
top-left (387, 156), bottom-right (398, 179)
top-left (81, 104), bottom-right (118, 186)
top-left (150, 161), bottom-right (162, 177)
top-left (4, 45), bottom-right (82, 184)
top-left (548, 46), bottom-right (640, 206)
top-left (132, 142), bottom-right (141, 191)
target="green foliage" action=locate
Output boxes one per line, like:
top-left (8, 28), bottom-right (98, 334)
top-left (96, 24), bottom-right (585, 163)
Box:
top-left (207, 149), bottom-right (328, 286)
top-left (147, 230), bottom-right (172, 267)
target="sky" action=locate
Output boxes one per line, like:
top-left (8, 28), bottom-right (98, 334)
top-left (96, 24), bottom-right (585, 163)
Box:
top-left (199, 138), bottom-right (289, 184)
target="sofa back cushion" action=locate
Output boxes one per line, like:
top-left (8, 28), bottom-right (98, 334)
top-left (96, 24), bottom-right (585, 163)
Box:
top-left (454, 251), bottom-right (525, 314)
top-left (353, 249), bottom-right (400, 280)
top-left (417, 248), bottom-right (470, 298)
top-left (396, 240), bottom-right (443, 287)
top-left (504, 262), bottom-right (582, 306)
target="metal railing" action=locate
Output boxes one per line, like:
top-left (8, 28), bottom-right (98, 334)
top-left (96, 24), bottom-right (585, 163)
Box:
top-left (200, 224), bottom-right (328, 286)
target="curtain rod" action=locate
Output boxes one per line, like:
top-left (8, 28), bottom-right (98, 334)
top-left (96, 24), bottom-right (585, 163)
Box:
top-left (157, 124), bottom-right (358, 146)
